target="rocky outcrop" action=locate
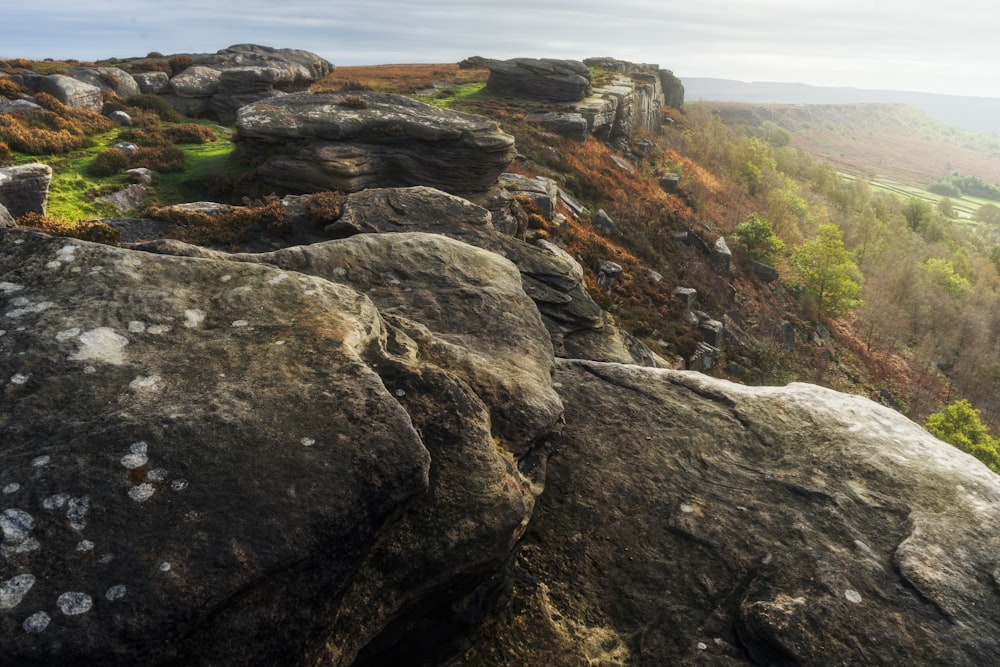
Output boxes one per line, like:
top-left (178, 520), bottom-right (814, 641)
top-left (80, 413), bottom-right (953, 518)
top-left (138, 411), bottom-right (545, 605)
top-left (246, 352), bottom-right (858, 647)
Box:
top-left (660, 68), bottom-right (685, 109)
top-left (0, 163), bottom-right (52, 216)
top-left (0, 203), bottom-right (14, 228)
top-left (69, 67), bottom-right (140, 99)
top-left (486, 58), bottom-right (592, 102)
top-left (526, 112), bottom-right (589, 141)
top-left (125, 44), bottom-right (334, 122)
top-left (320, 186), bottom-right (663, 367)
top-left (19, 74), bottom-right (102, 112)
top-left (457, 359), bottom-right (1000, 666)
top-left (233, 92), bottom-right (517, 196)
top-left (0, 227), bottom-right (556, 666)
top-left (4, 224), bottom-right (1000, 665)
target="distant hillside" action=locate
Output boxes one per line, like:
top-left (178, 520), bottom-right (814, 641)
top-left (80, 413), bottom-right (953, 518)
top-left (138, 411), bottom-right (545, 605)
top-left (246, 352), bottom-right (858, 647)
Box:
top-left (683, 78), bottom-right (1000, 136)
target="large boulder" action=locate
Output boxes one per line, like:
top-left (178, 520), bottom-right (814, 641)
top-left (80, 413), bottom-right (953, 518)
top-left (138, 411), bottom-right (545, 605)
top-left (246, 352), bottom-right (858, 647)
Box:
top-left (69, 67), bottom-right (141, 99)
top-left (660, 68), bottom-right (685, 109)
top-left (486, 58), bottom-right (592, 102)
top-left (457, 359), bottom-right (1000, 666)
top-left (0, 227), bottom-right (555, 665)
top-left (0, 163), bottom-right (52, 217)
top-left (234, 92), bottom-right (517, 196)
top-left (20, 74), bottom-right (102, 112)
top-left (156, 44), bottom-right (334, 122)
top-left (322, 186), bottom-right (666, 367)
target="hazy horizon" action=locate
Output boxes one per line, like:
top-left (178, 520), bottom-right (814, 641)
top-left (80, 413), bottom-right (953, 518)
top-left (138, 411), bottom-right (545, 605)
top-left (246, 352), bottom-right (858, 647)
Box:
top-left (4, 1), bottom-right (999, 99)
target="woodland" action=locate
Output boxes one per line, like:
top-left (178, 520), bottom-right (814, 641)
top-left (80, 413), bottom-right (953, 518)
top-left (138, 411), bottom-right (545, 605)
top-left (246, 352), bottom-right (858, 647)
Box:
top-left (4, 59), bottom-right (1000, 473)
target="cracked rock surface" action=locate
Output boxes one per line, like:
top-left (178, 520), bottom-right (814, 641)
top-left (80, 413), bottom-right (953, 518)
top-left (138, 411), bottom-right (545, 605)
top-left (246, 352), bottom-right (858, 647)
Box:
top-left (456, 359), bottom-right (1000, 666)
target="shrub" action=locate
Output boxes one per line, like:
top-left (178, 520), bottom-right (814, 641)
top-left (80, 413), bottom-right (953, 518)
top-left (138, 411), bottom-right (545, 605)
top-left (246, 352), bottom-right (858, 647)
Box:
top-left (0, 77), bottom-right (23, 98)
top-left (129, 59), bottom-right (171, 74)
top-left (303, 191), bottom-right (347, 226)
top-left (0, 113), bottom-right (86, 153)
top-left (131, 145), bottom-right (185, 172)
top-left (337, 95), bottom-right (369, 109)
top-left (88, 148), bottom-right (129, 176)
top-left (117, 126), bottom-right (171, 147)
top-left (164, 123), bottom-right (216, 144)
top-left (16, 212), bottom-right (121, 245)
top-left (0, 141), bottom-right (9, 164)
top-left (125, 94), bottom-right (184, 122)
top-left (147, 195), bottom-right (289, 247)
top-left (168, 55), bottom-right (193, 76)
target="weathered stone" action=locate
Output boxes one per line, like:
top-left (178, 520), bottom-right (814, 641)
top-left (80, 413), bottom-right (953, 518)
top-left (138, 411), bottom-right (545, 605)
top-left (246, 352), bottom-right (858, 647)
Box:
top-left (597, 260), bottom-right (623, 291)
top-left (688, 341), bottom-right (721, 370)
top-left (169, 65), bottom-right (222, 97)
top-left (458, 56), bottom-right (490, 70)
top-left (697, 318), bottom-right (724, 347)
top-left (659, 173), bottom-right (680, 194)
top-left (499, 173), bottom-right (559, 218)
top-left (98, 184), bottom-right (149, 212)
top-left (0, 202), bottom-right (14, 228)
top-left (210, 89), bottom-right (285, 124)
top-left (713, 236), bottom-right (732, 275)
top-left (70, 66), bottom-right (141, 98)
top-left (525, 112), bottom-right (589, 141)
top-left (463, 360), bottom-right (1000, 666)
top-left (575, 94), bottom-right (618, 137)
top-left (132, 71), bottom-right (170, 95)
top-left (752, 260), bottom-right (780, 283)
top-left (126, 168), bottom-right (154, 185)
top-left (21, 74), bottom-right (102, 112)
top-left (659, 69), bottom-right (685, 109)
top-left (0, 98), bottom-right (44, 116)
top-left (326, 186), bottom-right (665, 368)
top-left (234, 92), bottom-right (516, 196)
top-left (486, 58), bottom-right (592, 102)
top-left (194, 44), bottom-right (334, 83)
top-left (0, 163), bottom-right (52, 216)
top-left (160, 94), bottom-right (212, 117)
top-left (108, 110), bottom-right (132, 126)
top-left (0, 227), bottom-right (552, 665)
top-left (592, 209), bottom-right (621, 237)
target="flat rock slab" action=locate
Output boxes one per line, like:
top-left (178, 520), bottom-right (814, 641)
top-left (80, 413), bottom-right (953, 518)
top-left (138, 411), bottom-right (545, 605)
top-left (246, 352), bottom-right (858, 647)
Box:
top-left (486, 58), bottom-right (592, 102)
top-left (234, 92), bottom-right (516, 195)
top-left (458, 359), bottom-right (1000, 666)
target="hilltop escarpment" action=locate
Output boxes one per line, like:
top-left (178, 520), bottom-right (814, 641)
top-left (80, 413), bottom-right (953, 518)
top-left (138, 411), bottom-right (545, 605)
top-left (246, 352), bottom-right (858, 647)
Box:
top-left (2, 48), bottom-right (1000, 667)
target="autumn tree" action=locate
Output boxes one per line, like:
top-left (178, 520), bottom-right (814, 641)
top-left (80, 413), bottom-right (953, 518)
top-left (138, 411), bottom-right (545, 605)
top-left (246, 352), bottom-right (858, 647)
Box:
top-left (790, 223), bottom-right (863, 318)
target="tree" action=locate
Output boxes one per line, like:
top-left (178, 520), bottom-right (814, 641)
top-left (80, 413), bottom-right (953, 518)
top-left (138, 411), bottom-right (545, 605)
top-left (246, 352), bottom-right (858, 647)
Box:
top-left (937, 197), bottom-right (955, 218)
top-left (926, 399), bottom-right (1000, 473)
top-left (975, 203), bottom-right (1000, 226)
top-left (790, 224), bottom-right (863, 318)
top-left (904, 197), bottom-right (931, 231)
top-left (732, 213), bottom-right (785, 266)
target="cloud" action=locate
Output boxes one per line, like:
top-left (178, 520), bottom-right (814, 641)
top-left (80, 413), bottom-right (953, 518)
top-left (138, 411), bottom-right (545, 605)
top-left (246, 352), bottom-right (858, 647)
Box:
top-left (2, 0), bottom-right (998, 97)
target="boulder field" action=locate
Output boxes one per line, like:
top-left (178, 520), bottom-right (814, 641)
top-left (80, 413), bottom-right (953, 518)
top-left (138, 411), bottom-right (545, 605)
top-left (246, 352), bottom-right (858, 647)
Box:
top-left (3, 226), bottom-right (1000, 666)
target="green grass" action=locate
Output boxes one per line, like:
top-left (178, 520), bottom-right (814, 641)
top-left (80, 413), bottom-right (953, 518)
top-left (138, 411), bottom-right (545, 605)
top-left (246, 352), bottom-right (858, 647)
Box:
top-left (411, 82), bottom-right (487, 109)
top-left (10, 123), bottom-right (238, 221)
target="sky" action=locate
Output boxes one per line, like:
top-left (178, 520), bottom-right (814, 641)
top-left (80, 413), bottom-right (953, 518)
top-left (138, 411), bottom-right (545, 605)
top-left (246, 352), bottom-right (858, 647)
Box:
top-left (4, 0), bottom-right (1000, 98)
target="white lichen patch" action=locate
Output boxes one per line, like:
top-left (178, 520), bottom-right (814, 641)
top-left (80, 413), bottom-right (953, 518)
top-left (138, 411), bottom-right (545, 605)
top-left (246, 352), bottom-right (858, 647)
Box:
top-left (69, 327), bottom-right (129, 366)
top-left (66, 496), bottom-right (90, 530)
top-left (0, 281), bottom-right (24, 294)
top-left (76, 540), bottom-right (95, 552)
top-left (147, 468), bottom-right (168, 482)
top-left (184, 309), bottom-right (206, 328)
top-left (3, 483), bottom-right (20, 494)
top-left (10, 374), bottom-right (29, 385)
top-left (1, 509), bottom-right (39, 556)
top-left (22, 610), bottom-right (50, 633)
top-left (129, 375), bottom-right (162, 391)
top-left (31, 455), bottom-right (50, 467)
top-left (105, 584), bottom-right (127, 601)
top-left (220, 274), bottom-right (232, 282)
top-left (55, 327), bottom-right (81, 342)
top-left (231, 319), bottom-right (249, 327)
top-left (268, 272), bottom-right (290, 285)
top-left (128, 321), bottom-right (147, 333)
top-left (128, 483), bottom-right (155, 503)
top-left (301, 437), bottom-right (316, 447)
top-left (57, 591), bottom-right (93, 615)
top-left (5, 300), bottom-right (54, 318)
top-left (42, 493), bottom-right (69, 510)
top-left (147, 324), bottom-right (171, 335)
top-left (120, 447), bottom-right (147, 468)
top-left (845, 589), bottom-right (862, 603)
top-left (275, 340), bottom-right (286, 346)
top-left (159, 561), bottom-right (171, 572)
top-left (171, 479), bottom-right (189, 492)
top-left (680, 504), bottom-right (695, 514)
top-left (0, 574), bottom-right (36, 610)
top-left (304, 289), bottom-right (317, 296)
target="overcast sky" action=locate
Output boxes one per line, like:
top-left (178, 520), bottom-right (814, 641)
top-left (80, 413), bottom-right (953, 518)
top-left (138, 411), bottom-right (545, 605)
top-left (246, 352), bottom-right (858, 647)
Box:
top-left (4, 0), bottom-right (999, 98)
